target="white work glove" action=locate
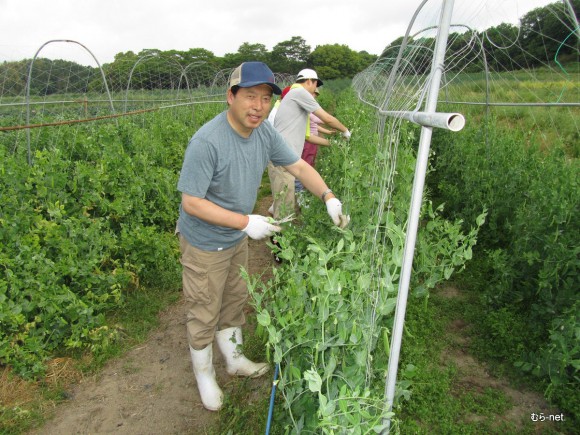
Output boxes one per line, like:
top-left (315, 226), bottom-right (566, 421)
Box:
top-left (341, 129), bottom-right (352, 140)
top-left (325, 198), bottom-right (350, 229)
top-left (242, 215), bottom-right (281, 240)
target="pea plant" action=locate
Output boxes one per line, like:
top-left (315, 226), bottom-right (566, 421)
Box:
top-left (248, 90), bottom-right (484, 433)
top-left (0, 108), bottom-right (219, 378)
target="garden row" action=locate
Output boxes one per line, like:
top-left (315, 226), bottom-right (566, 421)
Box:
top-left (0, 106), bottom-right (221, 378)
top-left (249, 89), bottom-right (485, 433)
top-left (429, 104), bottom-right (579, 424)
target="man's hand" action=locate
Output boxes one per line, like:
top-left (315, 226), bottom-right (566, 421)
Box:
top-left (242, 215), bottom-right (281, 240)
top-left (325, 198), bottom-right (350, 229)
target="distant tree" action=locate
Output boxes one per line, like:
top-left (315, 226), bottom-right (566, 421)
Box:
top-left (239, 42), bottom-right (269, 59)
top-left (376, 35), bottom-right (414, 73)
top-left (309, 44), bottom-right (364, 79)
top-left (520, 0), bottom-right (579, 67)
top-left (18, 58), bottom-right (97, 96)
top-left (377, 35), bottom-right (435, 76)
top-left (220, 52), bottom-right (241, 69)
top-left (357, 50), bottom-right (379, 70)
top-left (222, 42), bottom-right (269, 68)
top-left (442, 30), bottom-right (484, 73)
top-left (132, 49), bottom-right (173, 90)
top-left (0, 60), bottom-right (27, 97)
top-left (482, 23), bottom-right (522, 71)
top-left (99, 51), bottom-right (138, 92)
top-left (380, 36), bottom-right (408, 56)
top-left (180, 48), bottom-right (217, 66)
top-left (176, 50), bottom-right (219, 88)
top-left (270, 36), bottom-right (310, 73)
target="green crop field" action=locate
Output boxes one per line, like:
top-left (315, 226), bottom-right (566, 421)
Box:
top-left (0, 64), bottom-right (578, 432)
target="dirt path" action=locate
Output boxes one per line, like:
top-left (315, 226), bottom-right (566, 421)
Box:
top-left (28, 198), bottom-right (275, 435)
top-left (437, 286), bottom-right (563, 433)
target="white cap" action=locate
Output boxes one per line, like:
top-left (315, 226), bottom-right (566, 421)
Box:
top-left (296, 68), bottom-right (323, 86)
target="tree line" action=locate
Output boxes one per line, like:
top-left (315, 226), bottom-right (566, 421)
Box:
top-left (380, 0), bottom-right (578, 74)
top-left (1, 0), bottom-right (577, 97)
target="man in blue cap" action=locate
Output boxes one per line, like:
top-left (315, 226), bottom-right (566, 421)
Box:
top-left (177, 61), bottom-right (348, 411)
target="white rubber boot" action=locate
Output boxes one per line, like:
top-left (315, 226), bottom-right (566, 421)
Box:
top-left (189, 345), bottom-right (223, 411)
top-left (215, 327), bottom-right (269, 378)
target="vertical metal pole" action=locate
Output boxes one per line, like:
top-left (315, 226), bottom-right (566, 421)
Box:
top-left (382, 0), bottom-right (455, 433)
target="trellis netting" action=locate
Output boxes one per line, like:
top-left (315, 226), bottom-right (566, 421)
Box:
top-left (350, 0), bottom-right (578, 432)
top-left (0, 41), bottom-right (295, 163)
top-left (354, 0), bottom-right (579, 139)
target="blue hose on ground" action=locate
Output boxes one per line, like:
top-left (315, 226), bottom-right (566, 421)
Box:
top-left (265, 363), bottom-right (280, 435)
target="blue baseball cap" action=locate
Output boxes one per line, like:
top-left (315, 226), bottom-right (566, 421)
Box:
top-left (229, 62), bottom-right (282, 95)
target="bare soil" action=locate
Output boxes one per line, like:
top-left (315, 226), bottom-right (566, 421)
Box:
top-left (23, 199), bottom-right (563, 434)
top-left (436, 286), bottom-right (563, 433)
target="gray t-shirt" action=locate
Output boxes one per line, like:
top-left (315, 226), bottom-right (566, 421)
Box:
top-left (177, 111), bottom-right (299, 251)
top-left (273, 86), bottom-right (321, 156)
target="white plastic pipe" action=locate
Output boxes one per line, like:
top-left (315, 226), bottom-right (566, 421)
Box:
top-left (379, 110), bottom-right (465, 131)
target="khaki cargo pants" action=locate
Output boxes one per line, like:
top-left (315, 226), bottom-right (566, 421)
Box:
top-left (267, 162), bottom-right (296, 220)
top-left (179, 234), bottom-right (248, 350)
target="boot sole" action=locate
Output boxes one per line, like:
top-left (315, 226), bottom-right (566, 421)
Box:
top-left (227, 366), bottom-right (270, 378)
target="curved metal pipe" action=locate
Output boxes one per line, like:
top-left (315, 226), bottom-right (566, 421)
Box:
top-left (379, 110), bottom-right (465, 131)
top-left (25, 39), bottom-right (115, 165)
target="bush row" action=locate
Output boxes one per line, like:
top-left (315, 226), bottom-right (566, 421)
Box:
top-left (0, 107), bottom-right (221, 378)
top-left (429, 111), bottom-right (579, 421)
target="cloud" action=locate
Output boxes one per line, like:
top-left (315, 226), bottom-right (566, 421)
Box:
top-left (0, 0), bottom-right (559, 66)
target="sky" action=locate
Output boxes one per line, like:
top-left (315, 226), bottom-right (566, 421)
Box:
top-left (0, 0), bottom-right (559, 66)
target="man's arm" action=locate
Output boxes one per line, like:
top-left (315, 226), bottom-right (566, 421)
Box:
top-left (317, 125), bottom-right (336, 135)
top-left (181, 193), bottom-right (249, 230)
top-left (181, 193), bottom-right (281, 239)
top-left (312, 107), bottom-right (348, 134)
top-left (284, 159), bottom-right (335, 202)
top-left (307, 134), bottom-right (331, 147)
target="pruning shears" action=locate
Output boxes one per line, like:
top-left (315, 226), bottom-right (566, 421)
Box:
top-left (267, 214), bottom-right (296, 225)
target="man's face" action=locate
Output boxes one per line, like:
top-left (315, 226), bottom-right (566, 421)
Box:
top-left (305, 79), bottom-right (318, 93)
top-left (226, 85), bottom-right (273, 137)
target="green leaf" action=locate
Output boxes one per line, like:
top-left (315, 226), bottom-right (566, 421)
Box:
top-left (444, 266), bottom-right (454, 280)
top-left (336, 238), bottom-right (344, 253)
top-left (319, 392), bottom-right (336, 416)
top-left (323, 354), bottom-right (337, 381)
top-left (304, 368), bottom-right (322, 393)
top-left (256, 310), bottom-right (271, 327)
top-left (476, 209), bottom-right (488, 227)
